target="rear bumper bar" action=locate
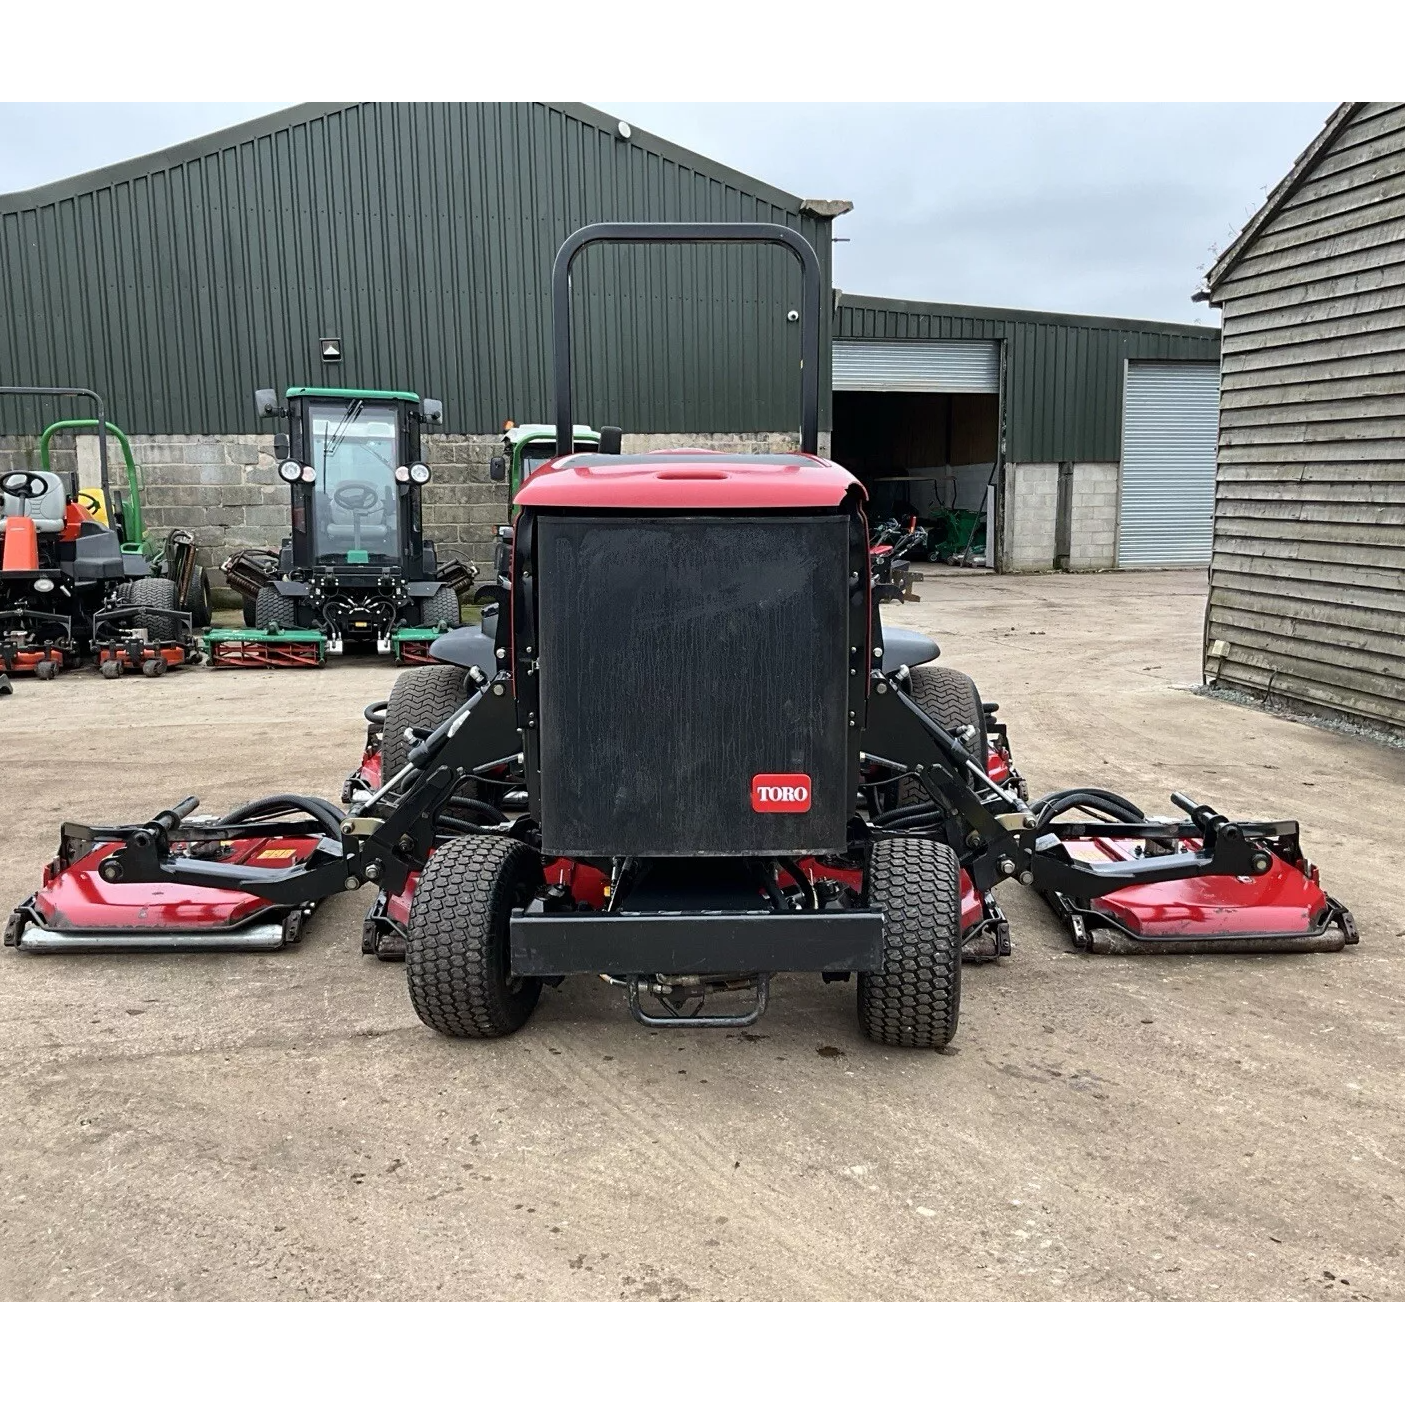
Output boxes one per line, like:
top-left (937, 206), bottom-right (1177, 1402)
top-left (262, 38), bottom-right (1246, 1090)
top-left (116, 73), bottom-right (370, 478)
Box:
top-left (510, 908), bottom-right (884, 977)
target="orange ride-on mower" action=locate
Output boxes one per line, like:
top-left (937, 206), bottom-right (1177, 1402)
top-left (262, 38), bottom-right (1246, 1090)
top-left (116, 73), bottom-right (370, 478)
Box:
top-left (6, 227), bottom-right (1356, 1048)
top-left (0, 387), bottom-right (200, 685)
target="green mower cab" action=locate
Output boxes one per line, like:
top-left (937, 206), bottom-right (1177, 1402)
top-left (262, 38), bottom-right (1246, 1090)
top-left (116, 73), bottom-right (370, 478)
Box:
top-left (479, 422), bottom-right (600, 607)
top-left (212, 387), bottom-right (469, 666)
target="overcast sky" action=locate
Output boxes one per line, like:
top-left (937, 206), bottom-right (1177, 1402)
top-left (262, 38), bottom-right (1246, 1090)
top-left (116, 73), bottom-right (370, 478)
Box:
top-left (1, 101), bottom-right (1334, 326)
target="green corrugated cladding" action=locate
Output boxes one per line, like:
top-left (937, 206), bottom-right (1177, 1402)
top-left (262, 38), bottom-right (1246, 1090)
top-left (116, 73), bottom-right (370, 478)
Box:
top-left (0, 102), bottom-right (833, 437)
top-left (834, 294), bottom-right (1221, 463)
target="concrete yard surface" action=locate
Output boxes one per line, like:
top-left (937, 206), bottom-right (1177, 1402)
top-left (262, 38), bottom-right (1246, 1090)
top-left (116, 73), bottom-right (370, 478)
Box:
top-left (0, 569), bottom-right (1401, 1301)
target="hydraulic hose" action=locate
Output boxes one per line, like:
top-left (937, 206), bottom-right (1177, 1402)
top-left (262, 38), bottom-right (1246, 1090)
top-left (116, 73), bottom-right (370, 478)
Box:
top-left (443, 795), bottom-right (511, 827)
top-left (1031, 788), bottom-right (1146, 828)
top-left (218, 793), bottom-right (346, 841)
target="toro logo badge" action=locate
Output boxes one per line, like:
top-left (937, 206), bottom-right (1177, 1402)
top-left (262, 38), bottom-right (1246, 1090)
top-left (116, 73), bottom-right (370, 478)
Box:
top-left (751, 773), bottom-right (812, 814)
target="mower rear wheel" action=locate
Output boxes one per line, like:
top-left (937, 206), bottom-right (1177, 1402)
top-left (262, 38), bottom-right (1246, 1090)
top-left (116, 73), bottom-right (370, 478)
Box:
top-left (128, 576), bottom-right (180, 641)
top-left (382, 664), bottom-right (473, 780)
top-left (898, 665), bottom-right (988, 808)
top-left (254, 585), bottom-right (298, 631)
top-left (858, 836), bottom-right (961, 1049)
top-left (421, 584), bottom-right (461, 630)
top-left (405, 834), bottom-right (543, 1038)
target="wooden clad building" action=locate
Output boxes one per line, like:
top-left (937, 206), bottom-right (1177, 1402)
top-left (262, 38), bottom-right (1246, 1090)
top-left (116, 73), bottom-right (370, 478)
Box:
top-left (1200, 102), bottom-right (1405, 735)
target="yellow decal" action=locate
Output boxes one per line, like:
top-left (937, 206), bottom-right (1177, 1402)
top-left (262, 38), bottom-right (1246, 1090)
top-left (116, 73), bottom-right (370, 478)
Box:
top-left (259, 847), bottom-right (299, 859)
top-left (79, 488), bottom-right (109, 525)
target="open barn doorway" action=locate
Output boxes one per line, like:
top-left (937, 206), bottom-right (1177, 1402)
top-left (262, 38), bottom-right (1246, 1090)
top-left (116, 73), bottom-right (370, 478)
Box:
top-left (831, 390), bottom-right (1000, 565)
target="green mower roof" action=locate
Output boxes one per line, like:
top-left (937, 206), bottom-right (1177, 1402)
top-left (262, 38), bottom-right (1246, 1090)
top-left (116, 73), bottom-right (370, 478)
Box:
top-left (285, 387), bottom-right (420, 403)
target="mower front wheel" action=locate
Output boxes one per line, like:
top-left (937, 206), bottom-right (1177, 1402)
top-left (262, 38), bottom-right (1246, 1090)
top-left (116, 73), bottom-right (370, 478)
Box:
top-left (129, 575), bottom-right (180, 640)
top-left (859, 836), bottom-right (962, 1050)
top-left (898, 665), bottom-right (988, 808)
top-left (382, 664), bottom-right (473, 779)
top-left (405, 835), bottom-right (543, 1038)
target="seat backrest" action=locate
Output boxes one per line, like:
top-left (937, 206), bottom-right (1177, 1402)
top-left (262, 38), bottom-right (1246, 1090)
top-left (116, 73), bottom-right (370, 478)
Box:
top-left (2, 471), bottom-right (67, 533)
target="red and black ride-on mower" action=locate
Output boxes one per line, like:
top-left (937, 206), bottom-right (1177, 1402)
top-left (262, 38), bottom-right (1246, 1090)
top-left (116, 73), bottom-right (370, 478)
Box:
top-left (7, 226), bottom-right (1356, 1048)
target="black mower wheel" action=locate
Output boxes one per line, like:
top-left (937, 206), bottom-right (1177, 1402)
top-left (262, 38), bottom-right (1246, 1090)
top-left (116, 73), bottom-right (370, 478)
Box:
top-left (421, 583), bottom-right (461, 630)
top-left (128, 575), bottom-right (180, 641)
top-left (859, 836), bottom-right (962, 1050)
top-left (182, 564), bottom-right (212, 628)
top-left (254, 584), bottom-right (297, 631)
top-left (382, 663), bottom-right (473, 780)
top-left (241, 594), bottom-right (257, 627)
top-left (898, 665), bottom-right (988, 808)
top-left (405, 834), bottom-right (543, 1038)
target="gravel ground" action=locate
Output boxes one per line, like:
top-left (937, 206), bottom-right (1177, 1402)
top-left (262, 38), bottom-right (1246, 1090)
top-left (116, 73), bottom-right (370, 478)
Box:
top-left (1, 569), bottom-right (1400, 1301)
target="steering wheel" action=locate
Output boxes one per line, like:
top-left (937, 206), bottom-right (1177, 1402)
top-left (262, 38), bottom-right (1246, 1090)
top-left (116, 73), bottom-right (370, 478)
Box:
top-left (333, 481), bottom-right (381, 513)
top-left (2, 470), bottom-right (49, 501)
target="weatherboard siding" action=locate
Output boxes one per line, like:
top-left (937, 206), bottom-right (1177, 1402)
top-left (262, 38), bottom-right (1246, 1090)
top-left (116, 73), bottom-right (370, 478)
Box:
top-left (1208, 101), bottom-right (1405, 732)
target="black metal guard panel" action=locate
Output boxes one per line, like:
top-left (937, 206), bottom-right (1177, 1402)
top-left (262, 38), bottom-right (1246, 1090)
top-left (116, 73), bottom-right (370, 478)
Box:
top-left (510, 909), bottom-right (883, 976)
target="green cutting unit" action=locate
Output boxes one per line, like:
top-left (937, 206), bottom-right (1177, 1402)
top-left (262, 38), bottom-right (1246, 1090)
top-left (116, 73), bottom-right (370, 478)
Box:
top-left (213, 387), bottom-right (472, 667)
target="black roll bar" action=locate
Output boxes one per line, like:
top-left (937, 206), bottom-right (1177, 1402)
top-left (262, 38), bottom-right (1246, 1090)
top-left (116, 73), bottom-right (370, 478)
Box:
top-left (551, 222), bottom-right (823, 458)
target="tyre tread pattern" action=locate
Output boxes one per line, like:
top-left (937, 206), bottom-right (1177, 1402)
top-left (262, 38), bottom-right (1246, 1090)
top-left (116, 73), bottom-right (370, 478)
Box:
top-left (858, 837), bottom-right (962, 1049)
top-left (421, 584), bottom-right (461, 629)
top-left (899, 665), bottom-right (987, 807)
top-left (382, 664), bottom-right (470, 777)
top-left (254, 584), bottom-right (298, 630)
top-left (128, 575), bottom-right (180, 640)
top-left (405, 835), bottom-right (542, 1038)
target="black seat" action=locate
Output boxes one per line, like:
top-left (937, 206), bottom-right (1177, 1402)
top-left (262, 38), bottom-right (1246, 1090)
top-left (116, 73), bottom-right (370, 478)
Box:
top-left (882, 626), bottom-right (939, 671)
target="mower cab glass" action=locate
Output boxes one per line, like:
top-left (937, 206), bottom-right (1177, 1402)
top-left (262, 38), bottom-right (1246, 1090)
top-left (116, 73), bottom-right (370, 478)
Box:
top-left (519, 437), bottom-right (596, 484)
top-left (519, 442), bottom-right (556, 481)
top-left (309, 401), bottom-right (400, 565)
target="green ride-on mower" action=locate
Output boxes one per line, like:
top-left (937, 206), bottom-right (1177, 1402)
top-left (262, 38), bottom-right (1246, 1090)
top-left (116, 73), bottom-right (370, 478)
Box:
top-left (473, 422), bottom-right (601, 612)
top-left (213, 388), bottom-right (473, 667)
top-left (0, 386), bottom-right (205, 685)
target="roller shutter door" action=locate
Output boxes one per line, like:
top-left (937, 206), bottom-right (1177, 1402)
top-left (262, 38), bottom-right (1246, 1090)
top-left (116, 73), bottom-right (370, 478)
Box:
top-left (1117, 362), bottom-right (1220, 566)
top-left (832, 340), bottom-right (1001, 393)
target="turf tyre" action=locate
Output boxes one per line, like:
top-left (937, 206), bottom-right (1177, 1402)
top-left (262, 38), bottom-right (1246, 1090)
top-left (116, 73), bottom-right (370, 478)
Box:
top-left (241, 594), bottom-right (257, 627)
top-left (858, 836), bottom-right (962, 1049)
top-left (254, 584), bottom-right (298, 631)
top-left (182, 564), bottom-right (213, 628)
top-left (128, 576), bottom-right (180, 641)
top-left (420, 584), bottom-right (461, 629)
top-left (405, 834), bottom-right (542, 1038)
top-left (382, 663), bottom-right (473, 779)
top-left (898, 665), bottom-right (988, 808)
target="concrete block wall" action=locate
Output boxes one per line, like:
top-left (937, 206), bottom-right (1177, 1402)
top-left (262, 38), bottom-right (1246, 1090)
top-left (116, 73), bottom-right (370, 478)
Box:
top-left (1068, 462), bottom-right (1119, 571)
top-left (1000, 459), bottom-right (1120, 572)
top-left (3, 428), bottom-right (823, 585)
top-left (0, 433), bottom-right (78, 483)
top-left (1000, 462), bottom-right (1058, 572)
